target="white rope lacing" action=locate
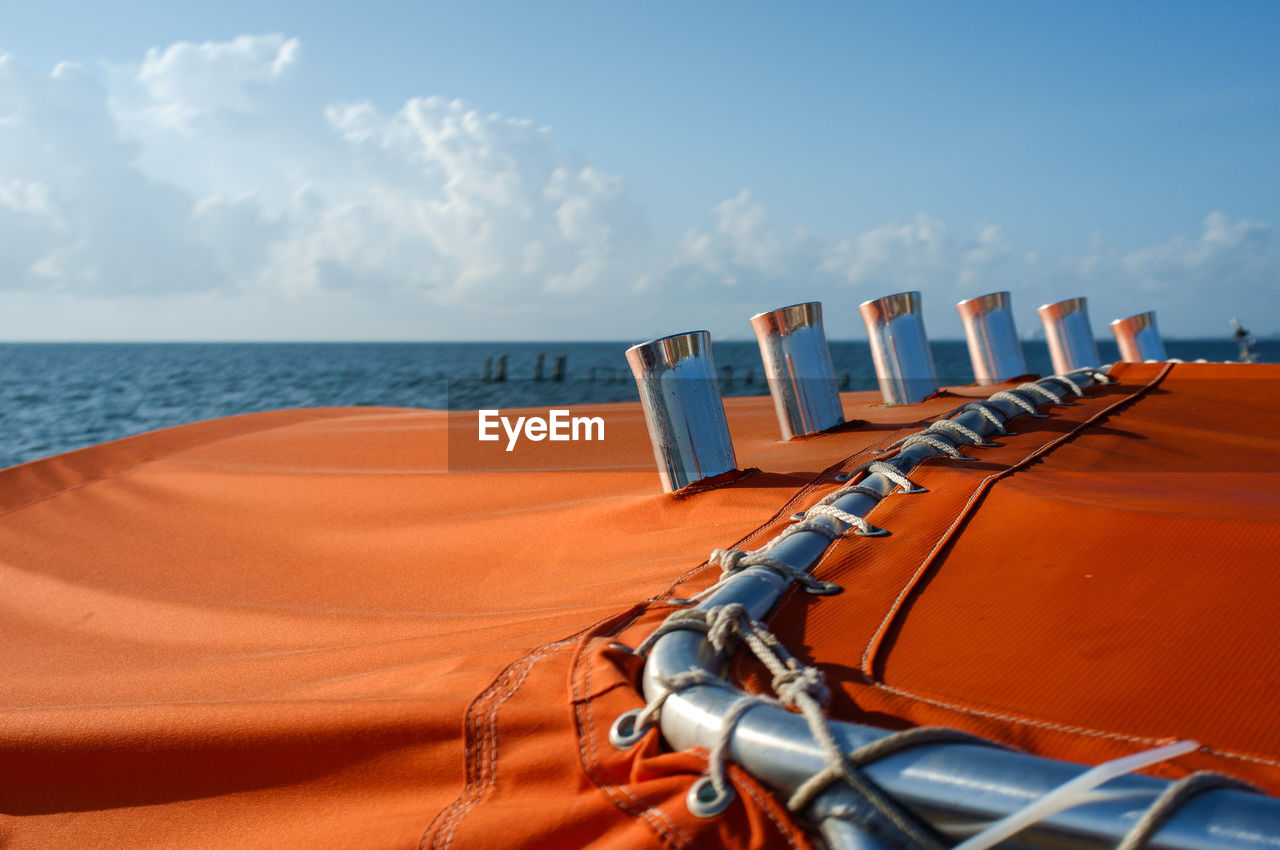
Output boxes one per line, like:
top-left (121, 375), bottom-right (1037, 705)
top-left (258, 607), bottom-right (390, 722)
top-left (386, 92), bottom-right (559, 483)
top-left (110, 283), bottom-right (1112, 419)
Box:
top-left (630, 603), bottom-right (979, 849)
top-left (876, 418), bottom-right (989, 459)
top-left (989, 388), bottom-right (1044, 416)
top-left (678, 463), bottom-right (923, 604)
top-left (864, 459), bottom-right (924, 493)
top-left (678, 516), bottom-right (849, 605)
top-left (1043, 373), bottom-right (1085, 397)
top-left (926, 418), bottom-right (986, 445)
top-left (955, 401), bottom-right (1010, 434)
top-left (1017, 381), bottom-right (1065, 404)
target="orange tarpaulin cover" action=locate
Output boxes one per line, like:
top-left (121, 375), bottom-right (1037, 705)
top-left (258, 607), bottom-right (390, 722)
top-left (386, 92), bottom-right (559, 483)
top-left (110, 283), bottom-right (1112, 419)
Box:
top-left (1, 362), bottom-right (1278, 847)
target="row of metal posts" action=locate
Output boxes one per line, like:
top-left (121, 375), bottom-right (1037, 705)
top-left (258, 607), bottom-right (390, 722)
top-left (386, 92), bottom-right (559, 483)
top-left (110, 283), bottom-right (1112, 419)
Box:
top-left (626, 292), bottom-right (1168, 493)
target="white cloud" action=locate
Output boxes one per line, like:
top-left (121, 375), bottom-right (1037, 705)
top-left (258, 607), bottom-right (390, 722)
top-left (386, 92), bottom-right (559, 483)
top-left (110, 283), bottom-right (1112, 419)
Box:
top-left (1120, 211), bottom-right (1270, 288)
top-left (0, 35), bottom-right (1275, 339)
top-left (0, 55), bottom-right (227, 293)
top-left (135, 34), bottom-right (300, 128)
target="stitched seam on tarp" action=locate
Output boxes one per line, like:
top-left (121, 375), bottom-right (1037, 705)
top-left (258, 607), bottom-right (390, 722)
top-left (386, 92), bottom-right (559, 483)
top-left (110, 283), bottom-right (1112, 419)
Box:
top-left (859, 363), bottom-right (1174, 679)
top-left (0, 409), bottom-right (342, 522)
top-left (422, 628), bottom-right (594, 850)
top-left (578, 630), bottom-right (697, 849)
top-left (733, 765), bottom-right (806, 850)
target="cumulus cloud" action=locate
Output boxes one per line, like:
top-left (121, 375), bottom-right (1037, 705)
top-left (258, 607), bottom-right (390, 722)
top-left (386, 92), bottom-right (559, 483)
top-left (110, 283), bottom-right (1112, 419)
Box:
top-left (0, 56), bottom-right (227, 293)
top-left (134, 34), bottom-right (300, 128)
top-left (0, 34), bottom-right (1275, 339)
top-left (312, 96), bottom-right (647, 301)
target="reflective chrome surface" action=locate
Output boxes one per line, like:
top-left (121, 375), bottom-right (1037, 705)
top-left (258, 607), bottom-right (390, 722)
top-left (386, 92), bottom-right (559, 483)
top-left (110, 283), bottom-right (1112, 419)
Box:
top-left (639, 371), bottom-right (1280, 849)
top-left (858, 292), bottom-right (939, 405)
top-left (625, 331), bottom-right (738, 493)
top-left (749, 302), bottom-right (845, 440)
top-left (956, 292), bottom-right (1027, 385)
top-left (1038, 297), bottom-right (1101, 374)
top-left (1110, 311), bottom-right (1168, 362)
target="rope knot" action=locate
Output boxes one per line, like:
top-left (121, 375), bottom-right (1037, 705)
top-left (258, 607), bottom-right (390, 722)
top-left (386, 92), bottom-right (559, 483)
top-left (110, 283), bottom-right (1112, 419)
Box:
top-left (708, 547), bottom-right (748, 575)
top-left (772, 665), bottom-right (830, 709)
top-left (704, 604), bottom-right (747, 651)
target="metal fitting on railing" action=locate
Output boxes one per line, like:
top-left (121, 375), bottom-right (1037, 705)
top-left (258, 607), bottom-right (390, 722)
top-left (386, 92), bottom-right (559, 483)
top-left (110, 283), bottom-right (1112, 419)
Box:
top-left (859, 291), bottom-right (939, 405)
top-left (956, 291), bottom-right (1028, 385)
top-left (1110, 311), bottom-right (1168, 363)
top-left (749, 302), bottom-right (845, 440)
top-left (1038, 297), bottom-right (1101, 374)
top-left (626, 331), bottom-right (738, 493)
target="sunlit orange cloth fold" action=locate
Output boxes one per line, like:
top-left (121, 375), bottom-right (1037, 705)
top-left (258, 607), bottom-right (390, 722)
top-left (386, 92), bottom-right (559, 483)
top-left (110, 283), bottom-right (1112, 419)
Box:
top-left (0, 385), bottom-right (964, 848)
top-left (3, 363), bottom-right (1278, 848)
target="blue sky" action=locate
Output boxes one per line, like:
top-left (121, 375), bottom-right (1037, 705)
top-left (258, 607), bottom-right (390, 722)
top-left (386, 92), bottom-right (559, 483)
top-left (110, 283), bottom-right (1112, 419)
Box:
top-left (1, 1), bottom-right (1277, 340)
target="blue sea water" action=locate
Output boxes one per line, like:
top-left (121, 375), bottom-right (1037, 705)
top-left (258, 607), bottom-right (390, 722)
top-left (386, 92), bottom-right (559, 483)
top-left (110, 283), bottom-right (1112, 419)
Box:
top-left (0, 339), bottom-right (1271, 470)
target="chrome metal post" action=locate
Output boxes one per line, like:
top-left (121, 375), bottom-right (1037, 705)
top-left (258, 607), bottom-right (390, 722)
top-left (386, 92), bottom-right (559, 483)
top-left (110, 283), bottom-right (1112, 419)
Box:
top-left (1038, 297), bottom-right (1101, 375)
top-left (956, 292), bottom-right (1027, 385)
top-left (1110, 311), bottom-right (1167, 362)
top-left (859, 292), bottom-right (939, 405)
top-left (625, 331), bottom-right (738, 493)
top-left (749, 302), bottom-right (845, 440)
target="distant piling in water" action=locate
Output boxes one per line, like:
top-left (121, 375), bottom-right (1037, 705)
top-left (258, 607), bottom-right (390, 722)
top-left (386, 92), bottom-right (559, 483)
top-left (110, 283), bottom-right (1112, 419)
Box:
top-left (480, 351), bottom-right (567, 382)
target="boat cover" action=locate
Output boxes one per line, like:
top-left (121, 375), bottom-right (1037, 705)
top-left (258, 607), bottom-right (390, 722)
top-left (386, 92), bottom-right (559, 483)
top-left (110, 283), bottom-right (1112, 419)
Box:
top-left (1, 361), bottom-right (1278, 848)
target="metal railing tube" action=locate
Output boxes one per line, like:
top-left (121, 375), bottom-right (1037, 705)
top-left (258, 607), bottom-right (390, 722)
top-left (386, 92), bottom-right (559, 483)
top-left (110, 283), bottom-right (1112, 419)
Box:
top-left (1110, 311), bottom-right (1168, 363)
top-left (749, 302), bottom-right (846, 440)
top-left (626, 331), bottom-right (738, 493)
top-left (956, 292), bottom-right (1028, 385)
top-left (1038, 298), bottom-right (1101, 375)
top-left (639, 371), bottom-right (1280, 849)
top-left (859, 292), bottom-right (940, 405)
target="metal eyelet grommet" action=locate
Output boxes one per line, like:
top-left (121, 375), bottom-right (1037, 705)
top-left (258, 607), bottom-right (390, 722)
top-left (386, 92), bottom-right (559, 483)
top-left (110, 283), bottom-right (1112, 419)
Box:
top-left (686, 775), bottom-right (735, 818)
top-left (609, 709), bottom-right (649, 749)
top-left (666, 597), bottom-right (696, 607)
top-left (789, 512), bottom-right (806, 521)
top-left (974, 440), bottom-right (1002, 448)
top-left (855, 525), bottom-right (890, 538)
top-left (606, 641), bottom-right (634, 655)
top-left (900, 484), bottom-right (929, 494)
top-left (804, 580), bottom-right (844, 596)
top-left (832, 473), bottom-right (852, 482)
top-left (951, 455), bottom-right (981, 462)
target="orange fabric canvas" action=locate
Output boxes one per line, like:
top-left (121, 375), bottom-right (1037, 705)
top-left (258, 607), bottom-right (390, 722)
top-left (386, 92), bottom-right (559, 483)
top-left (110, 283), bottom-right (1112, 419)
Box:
top-left (2, 362), bottom-right (1278, 847)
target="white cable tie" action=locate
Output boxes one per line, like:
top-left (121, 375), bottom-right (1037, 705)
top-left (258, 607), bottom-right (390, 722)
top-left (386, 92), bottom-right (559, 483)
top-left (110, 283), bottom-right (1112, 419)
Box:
top-left (951, 739), bottom-right (1199, 850)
